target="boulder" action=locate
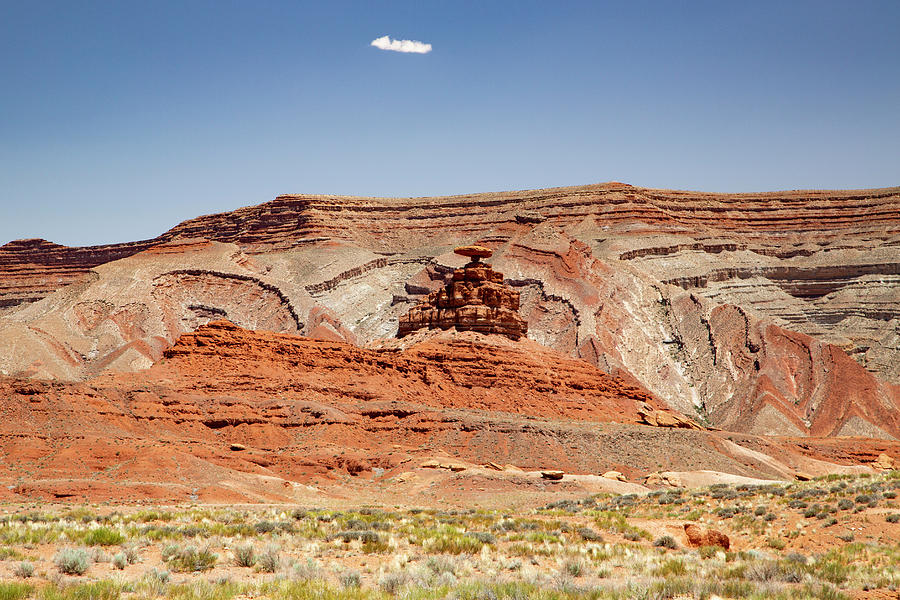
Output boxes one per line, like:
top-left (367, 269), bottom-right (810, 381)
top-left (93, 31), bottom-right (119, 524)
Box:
top-left (602, 470), bottom-right (626, 481)
top-left (541, 470), bottom-right (565, 480)
top-left (873, 453), bottom-right (896, 470)
top-left (683, 523), bottom-right (730, 550)
top-left (637, 403), bottom-right (702, 430)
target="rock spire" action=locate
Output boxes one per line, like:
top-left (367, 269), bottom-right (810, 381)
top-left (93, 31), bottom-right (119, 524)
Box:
top-left (397, 246), bottom-right (528, 340)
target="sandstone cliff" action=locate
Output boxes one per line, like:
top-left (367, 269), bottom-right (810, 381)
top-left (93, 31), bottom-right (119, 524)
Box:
top-left (1, 321), bottom-right (894, 503)
top-left (1, 183), bottom-right (897, 439)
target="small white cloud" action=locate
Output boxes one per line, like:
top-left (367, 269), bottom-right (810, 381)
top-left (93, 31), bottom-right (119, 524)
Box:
top-left (371, 35), bottom-right (432, 54)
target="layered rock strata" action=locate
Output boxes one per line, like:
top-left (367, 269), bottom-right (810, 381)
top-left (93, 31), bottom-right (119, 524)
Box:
top-left (1, 320), bottom-right (895, 503)
top-left (397, 246), bottom-right (528, 339)
top-left (1, 183), bottom-right (898, 439)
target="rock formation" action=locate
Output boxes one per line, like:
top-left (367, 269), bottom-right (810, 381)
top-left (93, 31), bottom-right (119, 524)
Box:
top-left (397, 246), bottom-right (528, 339)
top-left (0, 319), bottom-right (894, 503)
top-left (683, 524), bottom-right (730, 550)
top-left (0, 183), bottom-right (897, 440)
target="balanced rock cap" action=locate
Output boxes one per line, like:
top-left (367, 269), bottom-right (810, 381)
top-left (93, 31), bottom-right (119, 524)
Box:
top-left (454, 245), bottom-right (493, 259)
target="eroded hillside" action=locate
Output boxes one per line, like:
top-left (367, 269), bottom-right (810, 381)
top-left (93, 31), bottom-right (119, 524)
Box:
top-left (1, 183), bottom-right (898, 438)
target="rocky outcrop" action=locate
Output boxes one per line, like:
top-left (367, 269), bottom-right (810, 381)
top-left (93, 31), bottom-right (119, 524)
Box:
top-left (683, 524), bottom-right (730, 550)
top-left (397, 246), bottom-right (528, 340)
top-left (0, 320), bottom-right (895, 503)
top-left (1, 183), bottom-right (898, 440)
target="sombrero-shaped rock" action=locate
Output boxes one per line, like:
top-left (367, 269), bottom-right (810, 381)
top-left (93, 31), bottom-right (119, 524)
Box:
top-left (454, 245), bottom-right (493, 259)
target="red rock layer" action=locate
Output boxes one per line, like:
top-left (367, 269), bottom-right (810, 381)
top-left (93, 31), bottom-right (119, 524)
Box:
top-left (2, 321), bottom-right (896, 503)
top-left (0, 321), bottom-right (672, 501)
top-left (158, 321), bottom-right (655, 420)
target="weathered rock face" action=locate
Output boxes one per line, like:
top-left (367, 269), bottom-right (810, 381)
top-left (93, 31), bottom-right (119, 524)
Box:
top-left (397, 247), bottom-right (528, 339)
top-left (1, 320), bottom-right (895, 503)
top-left (1, 183), bottom-right (898, 440)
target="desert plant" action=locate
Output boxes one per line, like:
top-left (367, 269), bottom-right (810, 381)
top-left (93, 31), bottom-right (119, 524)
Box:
top-left (0, 583), bottom-right (33, 600)
top-left (233, 544), bottom-right (256, 568)
top-left (291, 559), bottom-right (320, 582)
top-left (767, 537), bottom-right (787, 550)
top-left (121, 542), bottom-right (141, 564)
top-left (576, 527), bottom-right (603, 542)
top-left (112, 552), bottom-right (127, 570)
top-left (378, 572), bottom-right (409, 595)
top-left (654, 558), bottom-right (687, 577)
top-left (12, 562), bottom-right (34, 579)
top-left (425, 555), bottom-right (458, 575)
top-left (886, 513), bottom-right (900, 523)
top-left (338, 570), bottom-right (361, 589)
top-left (564, 559), bottom-right (585, 577)
top-left (55, 548), bottom-right (90, 575)
top-left (83, 527), bottom-right (125, 546)
top-left (142, 568), bottom-right (170, 597)
top-left (166, 545), bottom-right (217, 572)
top-left (257, 545), bottom-right (280, 573)
top-left (653, 535), bottom-right (678, 549)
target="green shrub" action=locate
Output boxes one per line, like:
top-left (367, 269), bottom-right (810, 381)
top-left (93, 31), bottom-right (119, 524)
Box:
top-left (338, 570), bottom-right (361, 589)
top-left (112, 553), bottom-right (127, 570)
top-left (886, 513), bottom-right (900, 523)
top-left (233, 544), bottom-right (256, 568)
top-left (654, 558), bottom-right (687, 577)
top-left (0, 583), bottom-right (33, 600)
top-left (378, 572), bottom-right (408, 596)
top-left (166, 546), bottom-right (217, 572)
top-left (817, 560), bottom-right (851, 585)
top-left (767, 537), bottom-right (787, 550)
top-left (257, 545), bottom-right (280, 573)
top-left (653, 535), bottom-right (678, 549)
top-left (291, 558), bottom-right (320, 582)
top-left (576, 527), bottom-right (603, 542)
top-left (54, 548), bottom-right (90, 575)
top-left (427, 534), bottom-right (483, 555)
top-left (121, 542), bottom-right (140, 564)
top-left (83, 527), bottom-right (124, 546)
top-left (563, 559), bottom-right (585, 577)
top-left (12, 562), bottom-right (34, 579)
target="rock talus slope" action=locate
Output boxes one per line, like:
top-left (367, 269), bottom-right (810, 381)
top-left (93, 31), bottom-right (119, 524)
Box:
top-left (0, 183), bottom-right (898, 440)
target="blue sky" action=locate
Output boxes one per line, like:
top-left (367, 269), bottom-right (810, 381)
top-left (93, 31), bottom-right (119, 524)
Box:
top-left (1, 1), bottom-right (898, 246)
